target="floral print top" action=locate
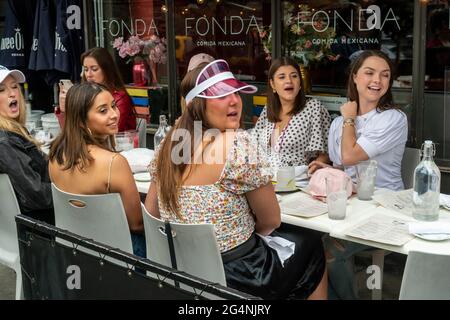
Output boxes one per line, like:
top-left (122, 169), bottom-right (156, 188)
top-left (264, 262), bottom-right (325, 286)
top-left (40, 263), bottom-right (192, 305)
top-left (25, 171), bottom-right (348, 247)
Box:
top-left (149, 131), bottom-right (273, 252)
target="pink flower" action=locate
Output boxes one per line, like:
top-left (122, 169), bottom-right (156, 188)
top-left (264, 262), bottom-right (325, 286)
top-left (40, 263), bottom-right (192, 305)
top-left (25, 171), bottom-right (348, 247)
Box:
top-left (113, 34), bottom-right (167, 64)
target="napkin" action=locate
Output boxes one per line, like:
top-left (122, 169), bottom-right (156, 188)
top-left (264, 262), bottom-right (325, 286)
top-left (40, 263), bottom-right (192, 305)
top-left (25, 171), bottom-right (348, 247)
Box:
top-left (121, 148), bottom-right (155, 173)
top-left (294, 165), bottom-right (309, 180)
top-left (409, 221), bottom-right (450, 235)
top-left (295, 165), bottom-right (309, 188)
top-left (440, 193), bottom-right (450, 209)
top-left (256, 234), bottom-right (295, 267)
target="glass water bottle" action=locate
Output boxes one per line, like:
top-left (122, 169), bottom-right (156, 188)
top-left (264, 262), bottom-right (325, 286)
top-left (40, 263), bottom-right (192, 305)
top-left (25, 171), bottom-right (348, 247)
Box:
top-left (154, 114), bottom-right (169, 151)
top-left (412, 140), bottom-right (441, 221)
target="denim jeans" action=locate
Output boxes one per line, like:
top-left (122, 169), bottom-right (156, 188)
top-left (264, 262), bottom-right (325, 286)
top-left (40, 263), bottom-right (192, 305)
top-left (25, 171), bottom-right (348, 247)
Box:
top-left (323, 236), bottom-right (370, 300)
top-left (131, 233), bottom-right (146, 259)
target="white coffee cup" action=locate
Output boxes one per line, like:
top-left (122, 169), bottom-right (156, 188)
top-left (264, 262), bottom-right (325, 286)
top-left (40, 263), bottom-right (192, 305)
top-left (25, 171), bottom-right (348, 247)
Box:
top-left (276, 167), bottom-right (295, 191)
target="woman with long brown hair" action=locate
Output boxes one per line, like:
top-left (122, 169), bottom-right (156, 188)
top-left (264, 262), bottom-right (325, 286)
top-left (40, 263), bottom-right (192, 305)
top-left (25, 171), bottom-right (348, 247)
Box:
top-left (58, 47), bottom-right (136, 132)
top-left (0, 66), bottom-right (54, 224)
top-left (145, 59), bottom-right (328, 299)
top-left (48, 82), bottom-right (144, 256)
top-left (319, 50), bottom-right (408, 300)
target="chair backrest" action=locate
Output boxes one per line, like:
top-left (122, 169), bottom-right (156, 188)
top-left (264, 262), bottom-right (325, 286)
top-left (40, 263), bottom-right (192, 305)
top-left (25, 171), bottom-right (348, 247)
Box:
top-left (142, 205), bottom-right (227, 286)
top-left (401, 147), bottom-right (421, 189)
top-left (0, 174), bottom-right (21, 254)
top-left (51, 183), bottom-right (133, 253)
top-left (400, 251), bottom-right (450, 299)
top-left (136, 118), bottom-right (147, 148)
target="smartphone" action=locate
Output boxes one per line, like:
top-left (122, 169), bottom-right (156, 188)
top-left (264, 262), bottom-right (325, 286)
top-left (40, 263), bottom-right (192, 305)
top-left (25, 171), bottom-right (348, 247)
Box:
top-left (60, 79), bottom-right (73, 91)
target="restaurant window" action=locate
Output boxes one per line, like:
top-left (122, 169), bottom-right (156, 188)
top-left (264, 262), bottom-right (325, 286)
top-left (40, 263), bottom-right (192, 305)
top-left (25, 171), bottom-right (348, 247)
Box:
top-left (425, 1), bottom-right (450, 91)
top-left (174, 0), bottom-right (271, 124)
top-left (423, 0), bottom-right (450, 168)
top-left (86, 0), bottom-right (168, 125)
top-left (275, 0), bottom-right (414, 142)
top-left (278, 1), bottom-right (414, 91)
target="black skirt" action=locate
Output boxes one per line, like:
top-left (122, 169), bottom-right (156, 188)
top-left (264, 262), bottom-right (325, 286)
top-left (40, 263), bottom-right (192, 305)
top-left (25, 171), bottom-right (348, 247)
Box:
top-left (222, 223), bottom-right (325, 299)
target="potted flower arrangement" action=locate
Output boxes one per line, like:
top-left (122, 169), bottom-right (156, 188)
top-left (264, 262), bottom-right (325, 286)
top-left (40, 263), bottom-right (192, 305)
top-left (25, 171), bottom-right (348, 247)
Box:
top-left (259, 3), bottom-right (337, 92)
top-left (113, 34), bottom-right (167, 85)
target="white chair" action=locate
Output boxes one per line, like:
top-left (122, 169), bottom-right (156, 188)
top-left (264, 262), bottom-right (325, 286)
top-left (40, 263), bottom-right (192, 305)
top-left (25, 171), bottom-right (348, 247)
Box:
top-left (400, 251), bottom-right (450, 299)
top-left (0, 174), bottom-right (23, 300)
top-left (141, 204), bottom-right (226, 286)
top-left (51, 183), bottom-right (133, 254)
top-left (136, 118), bottom-right (147, 148)
top-left (401, 147), bottom-right (421, 189)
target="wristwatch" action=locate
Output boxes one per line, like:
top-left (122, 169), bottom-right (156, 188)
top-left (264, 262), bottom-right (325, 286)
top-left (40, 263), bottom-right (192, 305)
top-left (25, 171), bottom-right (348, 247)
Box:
top-left (343, 118), bottom-right (355, 128)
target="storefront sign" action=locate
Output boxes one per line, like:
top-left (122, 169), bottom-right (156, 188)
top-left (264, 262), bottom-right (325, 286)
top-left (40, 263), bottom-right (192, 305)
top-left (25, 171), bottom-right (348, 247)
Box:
top-left (185, 15), bottom-right (261, 47)
top-left (101, 19), bottom-right (160, 37)
top-left (299, 5), bottom-right (401, 33)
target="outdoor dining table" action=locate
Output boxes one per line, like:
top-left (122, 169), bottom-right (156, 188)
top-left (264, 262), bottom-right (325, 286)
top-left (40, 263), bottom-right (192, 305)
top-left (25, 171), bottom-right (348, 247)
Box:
top-left (135, 178), bottom-right (450, 256)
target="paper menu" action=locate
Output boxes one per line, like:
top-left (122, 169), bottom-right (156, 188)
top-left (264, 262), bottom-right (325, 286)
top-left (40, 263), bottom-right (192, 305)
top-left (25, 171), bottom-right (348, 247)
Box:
top-left (281, 192), bottom-right (328, 218)
top-left (344, 213), bottom-right (414, 246)
top-left (372, 189), bottom-right (414, 216)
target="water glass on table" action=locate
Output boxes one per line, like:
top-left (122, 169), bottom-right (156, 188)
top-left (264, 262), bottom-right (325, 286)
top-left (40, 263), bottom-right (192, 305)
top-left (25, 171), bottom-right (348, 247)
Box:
top-left (356, 160), bottom-right (377, 200)
top-left (326, 177), bottom-right (348, 220)
top-left (115, 131), bottom-right (137, 152)
top-left (33, 127), bottom-right (53, 145)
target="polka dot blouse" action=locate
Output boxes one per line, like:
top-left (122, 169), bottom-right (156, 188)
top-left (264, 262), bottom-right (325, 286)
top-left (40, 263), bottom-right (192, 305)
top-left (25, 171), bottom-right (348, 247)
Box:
top-left (253, 98), bottom-right (331, 167)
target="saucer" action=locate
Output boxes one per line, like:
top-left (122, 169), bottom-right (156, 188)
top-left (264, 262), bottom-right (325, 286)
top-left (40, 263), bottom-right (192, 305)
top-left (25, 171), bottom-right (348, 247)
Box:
top-left (275, 185), bottom-right (298, 193)
top-left (134, 172), bottom-right (151, 182)
top-left (413, 233), bottom-right (450, 241)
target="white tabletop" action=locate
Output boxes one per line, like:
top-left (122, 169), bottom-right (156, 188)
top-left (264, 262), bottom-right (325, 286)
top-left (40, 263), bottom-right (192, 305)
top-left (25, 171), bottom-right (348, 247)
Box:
top-left (278, 189), bottom-right (450, 255)
top-left (134, 175), bottom-right (450, 256)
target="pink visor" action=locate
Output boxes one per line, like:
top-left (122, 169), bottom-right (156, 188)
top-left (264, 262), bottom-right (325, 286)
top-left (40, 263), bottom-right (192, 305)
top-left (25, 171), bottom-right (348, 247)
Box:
top-left (185, 59), bottom-right (257, 105)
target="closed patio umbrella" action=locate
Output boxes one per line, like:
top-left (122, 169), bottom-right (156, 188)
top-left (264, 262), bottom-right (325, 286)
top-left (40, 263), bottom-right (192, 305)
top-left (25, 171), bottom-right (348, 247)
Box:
top-left (0, 0), bottom-right (36, 68)
top-left (54, 0), bottom-right (85, 81)
top-left (29, 0), bottom-right (68, 85)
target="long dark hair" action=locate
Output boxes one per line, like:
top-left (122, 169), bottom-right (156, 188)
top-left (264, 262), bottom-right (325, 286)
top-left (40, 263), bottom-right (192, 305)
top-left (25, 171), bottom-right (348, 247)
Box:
top-left (81, 47), bottom-right (126, 92)
top-left (49, 83), bottom-right (116, 171)
top-left (346, 50), bottom-right (398, 112)
top-left (266, 57), bottom-right (306, 122)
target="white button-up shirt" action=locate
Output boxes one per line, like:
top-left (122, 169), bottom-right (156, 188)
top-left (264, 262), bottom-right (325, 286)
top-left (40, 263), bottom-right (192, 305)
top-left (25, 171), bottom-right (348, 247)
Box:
top-left (328, 108), bottom-right (408, 191)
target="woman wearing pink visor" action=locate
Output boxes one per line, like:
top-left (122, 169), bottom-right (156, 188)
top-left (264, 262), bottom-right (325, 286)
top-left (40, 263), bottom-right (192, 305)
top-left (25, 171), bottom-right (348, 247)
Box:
top-left (145, 60), bottom-right (328, 300)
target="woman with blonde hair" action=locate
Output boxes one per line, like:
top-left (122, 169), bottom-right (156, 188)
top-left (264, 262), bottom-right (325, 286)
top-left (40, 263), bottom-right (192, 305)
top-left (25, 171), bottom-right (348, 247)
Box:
top-left (49, 82), bottom-right (145, 256)
top-left (0, 66), bottom-right (54, 223)
top-left (145, 59), bottom-right (327, 299)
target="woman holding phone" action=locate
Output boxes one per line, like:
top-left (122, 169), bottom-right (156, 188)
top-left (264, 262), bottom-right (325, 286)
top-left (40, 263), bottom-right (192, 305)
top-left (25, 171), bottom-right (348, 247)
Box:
top-left (57, 47), bottom-right (136, 132)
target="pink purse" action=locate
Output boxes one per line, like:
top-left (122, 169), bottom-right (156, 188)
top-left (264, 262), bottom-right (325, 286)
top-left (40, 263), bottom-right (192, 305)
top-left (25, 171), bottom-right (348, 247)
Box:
top-left (307, 167), bottom-right (354, 200)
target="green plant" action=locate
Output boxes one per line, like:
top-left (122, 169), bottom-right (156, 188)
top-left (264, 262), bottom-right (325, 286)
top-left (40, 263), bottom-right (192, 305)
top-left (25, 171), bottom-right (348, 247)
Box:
top-left (260, 3), bottom-right (337, 66)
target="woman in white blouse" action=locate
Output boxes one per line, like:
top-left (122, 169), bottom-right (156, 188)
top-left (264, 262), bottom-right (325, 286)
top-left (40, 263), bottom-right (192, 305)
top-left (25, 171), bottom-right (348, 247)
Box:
top-left (325, 51), bottom-right (408, 190)
top-left (318, 50), bottom-right (408, 299)
top-left (253, 57), bottom-right (331, 173)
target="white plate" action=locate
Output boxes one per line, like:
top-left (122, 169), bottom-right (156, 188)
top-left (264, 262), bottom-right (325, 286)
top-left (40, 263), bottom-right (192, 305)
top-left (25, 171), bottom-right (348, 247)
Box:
top-left (413, 233), bottom-right (450, 241)
top-left (134, 172), bottom-right (151, 182)
top-left (275, 185), bottom-right (299, 193)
